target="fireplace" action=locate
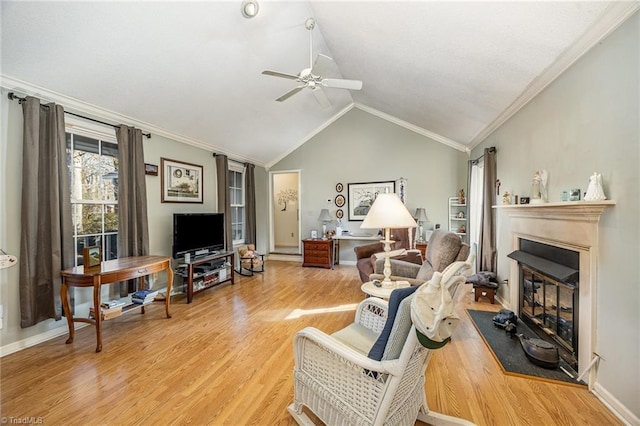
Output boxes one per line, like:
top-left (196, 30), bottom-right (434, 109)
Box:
top-left (497, 201), bottom-right (614, 385)
top-left (509, 240), bottom-right (579, 370)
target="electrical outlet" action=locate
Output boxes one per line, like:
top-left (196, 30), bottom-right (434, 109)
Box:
top-left (0, 304), bottom-right (4, 330)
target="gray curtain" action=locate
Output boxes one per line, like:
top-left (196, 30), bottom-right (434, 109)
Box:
top-left (479, 148), bottom-right (497, 272)
top-left (245, 163), bottom-right (256, 246)
top-left (116, 125), bottom-right (149, 296)
top-left (215, 154), bottom-right (232, 251)
top-left (19, 96), bottom-right (74, 327)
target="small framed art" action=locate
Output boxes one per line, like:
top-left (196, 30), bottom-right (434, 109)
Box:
top-left (145, 163), bottom-right (158, 176)
top-left (83, 246), bottom-right (102, 271)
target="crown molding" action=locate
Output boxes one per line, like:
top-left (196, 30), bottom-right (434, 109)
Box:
top-left (1, 74), bottom-right (262, 167)
top-left (354, 103), bottom-right (469, 154)
top-left (469, 1), bottom-right (640, 149)
top-left (264, 103), bottom-right (355, 169)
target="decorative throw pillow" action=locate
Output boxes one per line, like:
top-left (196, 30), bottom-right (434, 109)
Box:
top-left (367, 285), bottom-right (419, 361)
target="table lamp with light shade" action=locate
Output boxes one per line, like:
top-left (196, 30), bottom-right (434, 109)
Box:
top-left (317, 208), bottom-right (332, 237)
top-left (414, 208), bottom-right (430, 242)
top-left (360, 193), bottom-right (417, 287)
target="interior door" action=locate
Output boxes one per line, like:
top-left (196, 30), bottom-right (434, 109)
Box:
top-left (269, 171), bottom-right (301, 254)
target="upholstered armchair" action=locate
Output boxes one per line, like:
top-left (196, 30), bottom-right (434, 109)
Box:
top-left (287, 259), bottom-right (475, 426)
top-left (354, 228), bottom-right (419, 282)
top-left (370, 230), bottom-right (470, 286)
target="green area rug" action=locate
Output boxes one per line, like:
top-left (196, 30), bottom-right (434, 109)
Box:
top-left (466, 309), bottom-right (585, 386)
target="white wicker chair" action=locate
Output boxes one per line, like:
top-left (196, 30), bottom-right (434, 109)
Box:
top-left (288, 256), bottom-right (476, 426)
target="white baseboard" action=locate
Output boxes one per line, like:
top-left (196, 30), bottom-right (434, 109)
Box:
top-left (592, 382), bottom-right (640, 425)
top-left (267, 254), bottom-right (302, 263)
top-left (0, 323), bottom-right (88, 358)
top-left (338, 260), bottom-right (356, 266)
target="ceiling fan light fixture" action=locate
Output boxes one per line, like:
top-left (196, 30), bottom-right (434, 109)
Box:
top-left (241, 0), bottom-right (259, 19)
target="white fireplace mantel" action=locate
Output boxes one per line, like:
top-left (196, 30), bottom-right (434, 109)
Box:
top-left (494, 200), bottom-right (615, 220)
top-left (495, 200), bottom-right (615, 385)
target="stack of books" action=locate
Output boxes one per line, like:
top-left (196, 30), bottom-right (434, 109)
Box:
top-left (131, 289), bottom-right (159, 305)
top-left (89, 300), bottom-right (126, 320)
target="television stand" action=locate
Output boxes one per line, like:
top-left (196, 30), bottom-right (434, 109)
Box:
top-left (181, 251), bottom-right (234, 303)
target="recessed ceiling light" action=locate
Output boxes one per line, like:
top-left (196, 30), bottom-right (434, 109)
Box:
top-left (241, 0), bottom-right (259, 19)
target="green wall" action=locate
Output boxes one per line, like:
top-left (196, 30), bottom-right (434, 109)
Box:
top-left (271, 107), bottom-right (469, 263)
top-left (0, 89), bottom-right (268, 351)
top-left (471, 12), bottom-right (639, 419)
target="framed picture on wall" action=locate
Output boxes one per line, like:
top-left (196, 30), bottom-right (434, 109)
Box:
top-left (347, 181), bottom-right (395, 221)
top-left (161, 158), bottom-right (203, 203)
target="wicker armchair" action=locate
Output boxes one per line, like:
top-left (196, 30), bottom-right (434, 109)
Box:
top-left (287, 259), bottom-right (476, 426)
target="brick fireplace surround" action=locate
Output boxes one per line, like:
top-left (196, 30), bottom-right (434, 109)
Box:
top-left (497, 201), bottom-right (615, 386)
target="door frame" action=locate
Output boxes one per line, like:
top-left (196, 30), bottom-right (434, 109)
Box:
top-left (269, 169), bottom-right (302, 254)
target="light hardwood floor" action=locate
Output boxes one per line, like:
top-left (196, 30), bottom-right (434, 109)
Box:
top-left (0, 261), bottom-right (622, 425)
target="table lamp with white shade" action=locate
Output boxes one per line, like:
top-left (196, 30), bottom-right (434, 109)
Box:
top-left (317, 208), bottom-right (332, 237)
top-left (361, 193), bottom-right (417, 288)
top-left (414, 208), bottom-right (430, 242)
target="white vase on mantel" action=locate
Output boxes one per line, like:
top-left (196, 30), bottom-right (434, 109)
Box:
top-left (584, 172), bottom-right (607, 201)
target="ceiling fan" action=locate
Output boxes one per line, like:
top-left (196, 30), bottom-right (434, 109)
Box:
top-left (262, 18), bottom-right (363, 108)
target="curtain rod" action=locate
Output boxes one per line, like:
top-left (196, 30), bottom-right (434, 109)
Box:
top-left (213, 152), bottom-right (252, 167)
top-left (471, 146), bottom-right (496, 164)
top-left (7, 92), bottom-right (151, 139)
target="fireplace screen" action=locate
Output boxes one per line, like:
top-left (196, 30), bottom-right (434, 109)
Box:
top-left (521, 265), bottom-right (578, 369)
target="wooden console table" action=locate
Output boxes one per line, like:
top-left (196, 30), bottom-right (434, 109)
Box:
top-left (60, 255), bottom-right (173, 352)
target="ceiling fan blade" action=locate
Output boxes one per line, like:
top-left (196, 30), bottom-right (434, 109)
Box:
top-left (276, 85), bottom-right (305, 102)
top-left (312, 87), bottom-right (331, 108)
top-left (311, 54), bottom-right (333, 76)
top-left (321, 78), bottom-right (363, 90)
top-left (262, 70), bottom-right (300, 80)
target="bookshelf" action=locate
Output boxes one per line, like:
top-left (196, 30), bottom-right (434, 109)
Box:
top-left (448, 197), bottom-right (467, 242)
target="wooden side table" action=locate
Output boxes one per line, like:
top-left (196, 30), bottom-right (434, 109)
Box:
top-left (416, 242), bottom-right (428, 259)
top-left (302, 239), bottom-right (334, 269)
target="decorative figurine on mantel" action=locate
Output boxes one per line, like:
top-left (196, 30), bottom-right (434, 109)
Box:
top-left (502, 191), bottom-right (512, 205)
top-left (530, 170), bottom-right (548, 204)
top-left (584, 172), bottom-right (607, 201)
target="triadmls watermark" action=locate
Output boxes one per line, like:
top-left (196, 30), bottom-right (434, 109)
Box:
top-left (1, 417), bottom-right (44, 424)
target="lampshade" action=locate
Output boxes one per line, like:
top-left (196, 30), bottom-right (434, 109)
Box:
top-left (317, 208), bottom-right (332, 222)
top-left (414, 208), bottom-right (430, 223)
top-left (361, 193), bottom-right (417, 229)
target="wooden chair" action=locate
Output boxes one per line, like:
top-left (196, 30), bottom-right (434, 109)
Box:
top-left (236, 244), bottom-right (264, 276)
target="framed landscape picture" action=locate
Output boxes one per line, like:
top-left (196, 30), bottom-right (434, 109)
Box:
top-left (83, 246), bottom-right (102, 271)
top-left (161, 158), bottom-right (203, 203)
top-left (347, 181), bottom-right (395, 221)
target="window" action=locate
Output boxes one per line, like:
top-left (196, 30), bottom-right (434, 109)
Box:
top-left (66, 128), bottom-right (118, 266)
top-left (229, 162), bottom-right (245, 245)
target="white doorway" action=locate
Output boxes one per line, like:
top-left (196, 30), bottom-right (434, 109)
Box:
top-left (270, 170), bottom-right (301, 255)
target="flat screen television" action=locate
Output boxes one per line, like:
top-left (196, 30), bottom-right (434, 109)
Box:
top-left (172, 213), bottom-right (225, 259)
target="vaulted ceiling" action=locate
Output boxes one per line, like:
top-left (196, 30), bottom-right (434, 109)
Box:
top-left (2, 1), bottom-right (636, 167)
